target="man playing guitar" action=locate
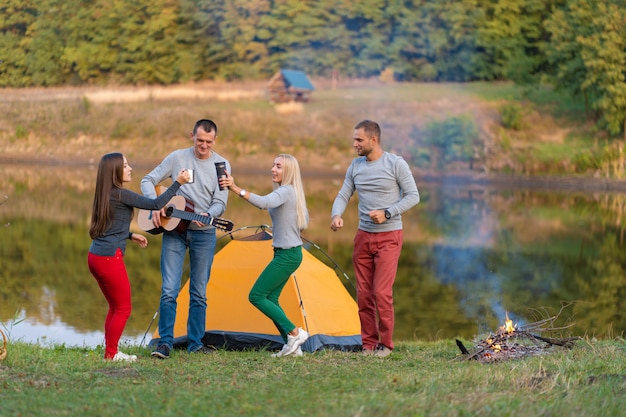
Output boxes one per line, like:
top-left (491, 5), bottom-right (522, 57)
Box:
top-left (140, 119), bottom-right (230, 358)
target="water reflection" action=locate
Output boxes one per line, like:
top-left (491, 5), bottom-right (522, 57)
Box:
top-left (1, 164), bottom-right (625, 348)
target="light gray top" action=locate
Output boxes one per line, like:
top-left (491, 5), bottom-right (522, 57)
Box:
top-left (247, 184), bottom-right (304, 249)
top-left (140, 147), bottom-right (229, 230)
top-left (331, 152), bottom-right (420, 232)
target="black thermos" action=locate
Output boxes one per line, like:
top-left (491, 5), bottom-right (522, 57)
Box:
top-left (215, 162), bottom-right (227, 190)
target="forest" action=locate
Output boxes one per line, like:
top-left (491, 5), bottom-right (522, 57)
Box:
top-left (1, 0), bottom-right (625, 136)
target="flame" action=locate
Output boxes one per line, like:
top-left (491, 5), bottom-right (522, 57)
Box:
top-left (499, 311), bottom-right (516, 334)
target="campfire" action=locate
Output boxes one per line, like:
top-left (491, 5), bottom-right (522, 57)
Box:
top-left (456, 310), bottom-right (580, 363)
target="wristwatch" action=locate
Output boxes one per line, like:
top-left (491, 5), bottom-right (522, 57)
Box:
top-left (384, 209), bottom-right (391, 220)
top-left (239, 189), bottom-right (247, 198)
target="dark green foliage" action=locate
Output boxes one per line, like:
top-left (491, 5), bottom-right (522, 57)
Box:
top-left (475, 0), bottom-right (556, 83)
top-left (0, 0), bottom-right (584, 85)
top-left (0, 0), bottom-right (38, 87)
top-left (543, 0), bottom-right (626, 136)
top-left (0, 0), bottom-right (624, 137)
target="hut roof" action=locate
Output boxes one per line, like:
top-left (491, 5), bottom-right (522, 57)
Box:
top-left (280, 69), bottom-right (315, 91)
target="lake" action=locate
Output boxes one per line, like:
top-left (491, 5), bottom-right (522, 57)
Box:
top-left (1, 162), bottom-right (625, 349)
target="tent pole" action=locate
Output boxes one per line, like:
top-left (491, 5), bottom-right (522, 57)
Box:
top-left (139, 259), bottom-right (192, 347)
top-left (291, 274), bottom-right (309, 334)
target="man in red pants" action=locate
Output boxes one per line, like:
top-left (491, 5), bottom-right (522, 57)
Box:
top-left (330, 120), bottom-right (420, 357)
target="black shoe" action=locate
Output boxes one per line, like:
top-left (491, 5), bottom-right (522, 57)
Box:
top-left (151, 344), bottom-right (170, 359)
top-left (191, 345), bottom-right (217, 354)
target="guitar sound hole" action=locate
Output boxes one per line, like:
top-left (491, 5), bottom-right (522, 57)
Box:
top-left (165, 206), bottom-right (174, 217)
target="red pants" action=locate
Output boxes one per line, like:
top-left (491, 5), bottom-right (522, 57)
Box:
top-left (353, 229), bottom-right (403, 351)
top-left (88, 248), bottom-right (132, 359)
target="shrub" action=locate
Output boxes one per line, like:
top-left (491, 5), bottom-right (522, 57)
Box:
top-left (500, 102), bottom-right (524, 130)
top-left (14, 125), bottom-right (27, 139)
top-left (572, 150), bottom-right (600, 173)
top-left (421, 115), bottom-right (478, 169)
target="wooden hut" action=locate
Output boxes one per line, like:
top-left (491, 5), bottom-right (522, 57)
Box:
top-left (267, 69), bottom-right (315, 103)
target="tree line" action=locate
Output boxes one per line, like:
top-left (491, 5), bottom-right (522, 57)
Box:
top-left (1, 0), bottom-right (624, 135)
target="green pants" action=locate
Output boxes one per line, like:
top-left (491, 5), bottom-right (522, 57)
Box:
top-left (249, 246), bottom-right (303, 342)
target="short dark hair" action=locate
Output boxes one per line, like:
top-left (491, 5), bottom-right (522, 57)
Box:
top-left (193, 119), bottom-right (218, 136)
top-left (354, 120), bottom-right (381, 142)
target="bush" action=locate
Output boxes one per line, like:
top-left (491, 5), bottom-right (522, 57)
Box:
top-left (421, 115), bottom-right (478, 169)
top-left (14, 125), bottom-right (27, 139)
top-left (500, 102), bottom-right (524, 130)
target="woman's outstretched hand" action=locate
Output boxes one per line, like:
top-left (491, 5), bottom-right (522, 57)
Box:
top-left (219, 170), bottom-right (236, 190)
top-left (176, 169), bottom-right (191, 184)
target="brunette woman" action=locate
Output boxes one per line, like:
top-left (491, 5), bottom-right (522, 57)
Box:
top-left (88, 152), bottom-right (190, 361)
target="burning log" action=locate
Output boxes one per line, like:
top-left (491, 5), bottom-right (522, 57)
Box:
top-left (456, 311), bottom-right (580, 363)
top-left (456, 339), bottom-right (470, 355)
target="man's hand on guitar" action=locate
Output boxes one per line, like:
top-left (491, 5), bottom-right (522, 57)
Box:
top-left (209, 217), bottom-right (234, 232)
top-left (191, 213), bottom-right (209, 228)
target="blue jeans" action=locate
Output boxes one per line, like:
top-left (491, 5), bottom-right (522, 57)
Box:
top-left (157, 228), bottom-right (216, 352)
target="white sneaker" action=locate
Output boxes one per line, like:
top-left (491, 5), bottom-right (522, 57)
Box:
top-left (374, 346), bottom-right (392, 358)
top-left (271, 346), bottom-right (303, 357)
top-left (112, 351), bottom-right (138, 362)
top-left (281, 328), bottom-right (309, 357)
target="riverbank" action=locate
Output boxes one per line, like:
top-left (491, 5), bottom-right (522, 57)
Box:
top-left (4, 153), bottom-right (626, 193)
top-left (2, 80), bottom-right (621, 189)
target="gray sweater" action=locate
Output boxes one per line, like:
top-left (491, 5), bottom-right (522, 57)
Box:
top-left (247, 185), bottom-right (304, 249)
top-left (89, 181), bottom-right (181, 256)
top-left (140, 147), bottom-right (229, 230)
top-left (331, 152), bottom-right (420, 232)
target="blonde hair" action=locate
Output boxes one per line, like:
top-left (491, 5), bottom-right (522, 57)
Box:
top-left (275, 154), bottom-right (308, 231)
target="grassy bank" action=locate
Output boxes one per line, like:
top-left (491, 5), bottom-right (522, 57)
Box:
top-left (4, 80), bottom-right (620, 178)
top-left (1, 338), bottom-right (625, 416)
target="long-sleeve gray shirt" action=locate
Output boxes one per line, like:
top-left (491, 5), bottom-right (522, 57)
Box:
top-left (331, 152), bottom-right (420, 232)
top-left (247, 185), bottom-right (304, 249)
top-left (89, 181), bottom-right (182, 256)
top-left (140, 148), bottom-right (229, 230)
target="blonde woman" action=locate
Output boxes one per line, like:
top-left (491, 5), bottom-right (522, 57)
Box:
top-left (220, 154), bottom-right (309, 357)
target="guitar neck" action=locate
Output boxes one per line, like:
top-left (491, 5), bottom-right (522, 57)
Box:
top-left (169, 208), bottom-right (213, 225)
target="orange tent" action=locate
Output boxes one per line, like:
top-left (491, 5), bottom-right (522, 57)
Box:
top-left (150, 227), bottom-right (361, 352)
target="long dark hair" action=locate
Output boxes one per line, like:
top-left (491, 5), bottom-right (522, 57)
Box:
top-left (89, 153), bottom-right (125, 239)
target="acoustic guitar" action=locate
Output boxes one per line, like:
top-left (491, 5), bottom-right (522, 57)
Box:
top-left (137, 186), bottom-right (234, 234)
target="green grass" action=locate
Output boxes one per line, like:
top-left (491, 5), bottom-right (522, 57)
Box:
top-left (1, 339), bottom-right (626, 416)
top-left (460, 81), bottom-right (587, 113)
